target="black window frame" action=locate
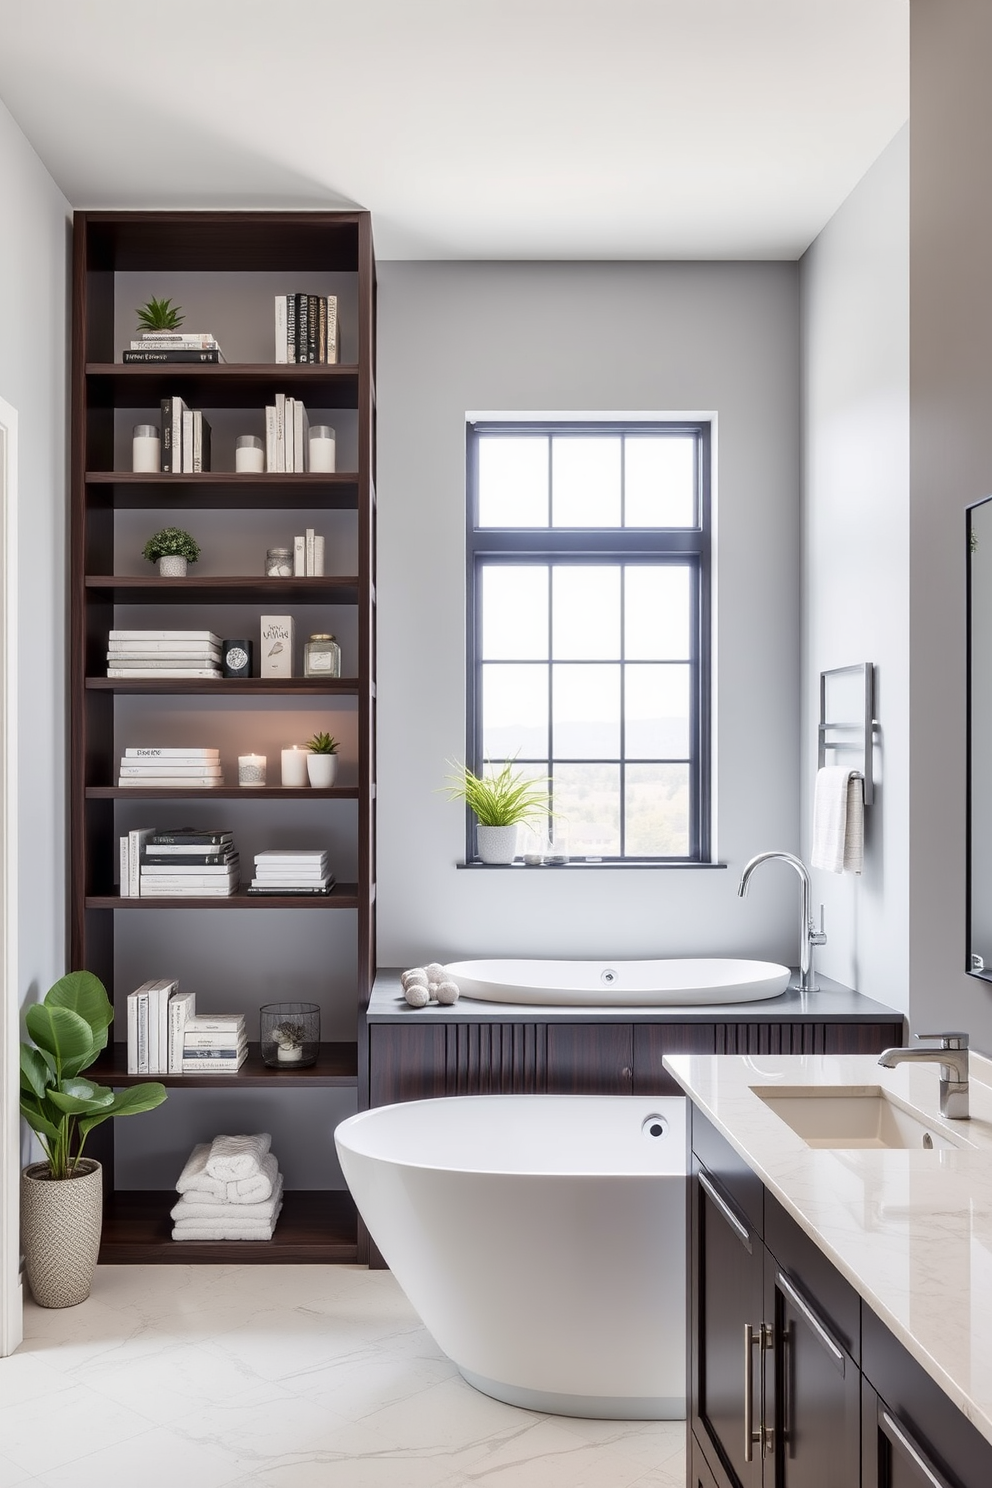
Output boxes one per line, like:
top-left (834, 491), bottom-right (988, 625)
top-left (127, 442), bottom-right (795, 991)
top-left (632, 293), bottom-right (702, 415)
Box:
top-left (465, 418), bottom-right (713, 865)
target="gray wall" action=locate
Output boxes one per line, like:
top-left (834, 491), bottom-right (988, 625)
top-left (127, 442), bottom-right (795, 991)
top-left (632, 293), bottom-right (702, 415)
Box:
top-left (799, 128), bottom-right (910, 1014)
top-left (908, 0), bottom-right (992, 1048)
top-left (0, 99), bottom-right (70, 1160)
top-left (375, 261), bottom-right (802, 967)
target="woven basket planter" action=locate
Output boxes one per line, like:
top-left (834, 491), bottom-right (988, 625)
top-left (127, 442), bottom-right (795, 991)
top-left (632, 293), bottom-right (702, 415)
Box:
top-left (21, 1159), bottom-right (102, 1308)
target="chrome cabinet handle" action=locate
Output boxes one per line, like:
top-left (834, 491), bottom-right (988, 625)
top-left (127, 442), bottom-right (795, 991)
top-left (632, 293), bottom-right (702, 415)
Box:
top-left (776, 1270), bottom-right (845, 1375)
top-left (744, 1323), bottom-right (760, 1462)
top-left (699, 1169), bottom-right (752, 1253)
top-left (881, 1411), bottom-right (949, 1488)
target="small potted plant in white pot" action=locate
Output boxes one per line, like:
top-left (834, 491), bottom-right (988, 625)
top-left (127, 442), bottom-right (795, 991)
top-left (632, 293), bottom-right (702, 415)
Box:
top-left (306, 730), bottom-right (339, 788)
top-left (443, 759), bottom-right (549, 864)
top-left (20, 971), bottom-right (167, 1307)
top-left (142, 526), bottom-right (201, 578)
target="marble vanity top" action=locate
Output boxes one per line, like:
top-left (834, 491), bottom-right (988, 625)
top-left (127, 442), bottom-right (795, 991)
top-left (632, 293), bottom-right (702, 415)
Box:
top-left (664, 1050), bottom-right (992, 1448)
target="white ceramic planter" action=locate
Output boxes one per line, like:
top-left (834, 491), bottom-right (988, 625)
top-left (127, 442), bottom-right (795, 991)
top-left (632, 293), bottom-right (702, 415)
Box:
top-left (307, 752), bottom-right (338, 788)
top-left (21, 1159), bottom-right (103, 1308)
top-left (476, 823), bottom-right (519, 864)
top-left (157, 555), bottom-right (187, 577)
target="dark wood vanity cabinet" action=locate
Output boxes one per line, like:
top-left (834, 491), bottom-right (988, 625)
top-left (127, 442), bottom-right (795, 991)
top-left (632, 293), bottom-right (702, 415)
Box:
top-left (690, 1109), bottom-right (992, 1488)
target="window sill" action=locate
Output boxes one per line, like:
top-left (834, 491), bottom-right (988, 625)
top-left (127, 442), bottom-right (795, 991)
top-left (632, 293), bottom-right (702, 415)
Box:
top-left (456, 859), bottom-right (728, 870)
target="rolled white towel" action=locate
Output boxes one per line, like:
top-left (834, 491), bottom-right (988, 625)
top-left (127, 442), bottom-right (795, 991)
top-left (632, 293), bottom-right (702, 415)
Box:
top-left (226, 1151), bottom-right (279, 1204)
top-left (170, 1173), bottom-right (283, 1223)
top-left (204, 1132), bottom-right (272, 1181)
top-left (175, 1142), bottom-right (227, 1200)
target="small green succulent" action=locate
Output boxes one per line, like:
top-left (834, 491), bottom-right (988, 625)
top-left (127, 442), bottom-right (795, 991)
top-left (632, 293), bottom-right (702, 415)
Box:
top-left (306, 731), bottom-right (339, 755)
top-left (135, 296), bottom-right (185, 332)
top-left (142, 527), bottom-right (201, 564)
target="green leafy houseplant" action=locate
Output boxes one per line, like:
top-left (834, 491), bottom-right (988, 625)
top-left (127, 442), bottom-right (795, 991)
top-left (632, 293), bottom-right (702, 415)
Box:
top-left (135, 296), bottom-right (185, 331)
top-left (443, 758), bottom-right (549, 827)
top-left (306, 731), bottom-right (339, 755)
top-left (20, 971), bottom-right (167, 1180)
top-left (142, 527), bottom-right (201, 564)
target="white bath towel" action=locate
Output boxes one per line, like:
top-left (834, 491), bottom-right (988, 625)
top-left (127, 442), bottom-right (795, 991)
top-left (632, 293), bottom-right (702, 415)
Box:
top-left (171, 1198), bottom-right (282, 1242)
top-left (226, 1152), bottom-right (279, 1204)
top-left (811, 767), bottom-right (864, 875)
top-left (204, 1132), bottom-right (272, 1181)
top-left (175, 1142), bottom-right (227, 1200)
top-left (170, 1173), bottom-right (283, 1223)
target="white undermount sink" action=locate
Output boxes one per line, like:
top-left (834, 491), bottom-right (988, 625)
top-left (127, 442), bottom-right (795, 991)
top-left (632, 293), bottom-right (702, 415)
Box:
top-left (752, 1086), bottom-right (975, 1151)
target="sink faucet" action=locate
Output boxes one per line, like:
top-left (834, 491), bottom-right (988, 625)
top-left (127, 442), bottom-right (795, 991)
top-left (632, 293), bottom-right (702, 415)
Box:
top-left (737, 851), bottom-right (826, 993)
top-left (877, 1032), bottom-right (970, 1120)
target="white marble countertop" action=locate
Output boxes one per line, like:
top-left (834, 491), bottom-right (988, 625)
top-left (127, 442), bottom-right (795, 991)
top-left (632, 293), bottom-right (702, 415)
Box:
top-left (663, 1050), bottom-right (992, 1448)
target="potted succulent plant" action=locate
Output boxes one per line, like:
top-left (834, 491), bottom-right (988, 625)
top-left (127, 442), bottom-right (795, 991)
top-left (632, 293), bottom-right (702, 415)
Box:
top-left (142, 526), bottom-right (201, 578)
top-left (135, 296), bottom-right (185, 333)
top-left (443, 759), bottom-right (550, 864)
top-left (305, 730), bottom-right (339, 788)
top-left (20, 970), bottom-right (167, 1307)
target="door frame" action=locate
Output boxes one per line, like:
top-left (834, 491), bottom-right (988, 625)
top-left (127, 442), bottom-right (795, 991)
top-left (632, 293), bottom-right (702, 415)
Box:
top-left (0, 395), bottom-right (21, 1355)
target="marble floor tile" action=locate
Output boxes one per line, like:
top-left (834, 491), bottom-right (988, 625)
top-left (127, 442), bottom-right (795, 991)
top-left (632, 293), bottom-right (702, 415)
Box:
top-left (0, 1456), bottom-right (35, 1488)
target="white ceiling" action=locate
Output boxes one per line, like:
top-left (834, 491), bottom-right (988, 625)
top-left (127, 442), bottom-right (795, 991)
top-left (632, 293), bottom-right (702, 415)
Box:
top-left (0, 0), bottom-right (908, 260)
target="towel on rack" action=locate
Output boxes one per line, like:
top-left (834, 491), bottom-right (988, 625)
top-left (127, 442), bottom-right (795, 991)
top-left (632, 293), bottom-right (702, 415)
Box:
top-left (204, 1132), bottom-right (272, 1181)
top-left (811, 767), bottom-right (864, 875)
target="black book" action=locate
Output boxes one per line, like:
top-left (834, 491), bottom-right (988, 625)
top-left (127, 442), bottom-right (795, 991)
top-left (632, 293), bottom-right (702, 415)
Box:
top-left (308, 294), bottom-right (319, 364)
top-left (148, 829), bottom-right (234, 846)
top-left (123, 350), bottom-right (222, 364)
top-left (286, 293), bottom-right (296, 364)
top-left (295, 293), bottom-right (309, 364)
top-left (246, 883), bottom-right (334, 895)
top-left (160, 397), bottom-right (173, 472)
top-left (142, 851), bottom-right (237, 866)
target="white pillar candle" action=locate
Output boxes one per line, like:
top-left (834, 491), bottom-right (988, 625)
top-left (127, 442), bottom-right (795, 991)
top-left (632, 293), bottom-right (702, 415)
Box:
top-left (309, 426), bottom-right (336, 473)
top-left (132, 424), bottom-right (160, 473)
top-left (235, 435), bottom-right (265, 473)
top-left (281, 746), bottom-right (309, 788)
top-left (277, 1044), bottom-right (303, 1063)
top-left (238, 753), bottom-right (266, 787)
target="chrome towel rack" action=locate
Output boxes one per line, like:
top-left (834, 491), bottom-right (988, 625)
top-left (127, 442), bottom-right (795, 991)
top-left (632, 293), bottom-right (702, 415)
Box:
top-left (818, 662), bottom-right (878, 805)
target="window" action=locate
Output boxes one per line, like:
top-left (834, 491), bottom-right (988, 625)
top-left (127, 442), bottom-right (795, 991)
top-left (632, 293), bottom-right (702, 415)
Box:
top-left (466, 420), bottom-right (711, 862)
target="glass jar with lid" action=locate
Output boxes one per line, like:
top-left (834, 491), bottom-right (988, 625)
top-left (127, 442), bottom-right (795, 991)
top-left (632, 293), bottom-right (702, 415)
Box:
top-left (265, 547), bottom-right (294, 577)
top-left (304, 633), bottom-right (341, 678)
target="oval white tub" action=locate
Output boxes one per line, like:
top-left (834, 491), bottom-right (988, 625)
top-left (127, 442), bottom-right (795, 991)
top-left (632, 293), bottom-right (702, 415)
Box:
top-left (335, 1095), bottom-right (686, 1420)
top-left (445, 956), bottom-right (790, 1006)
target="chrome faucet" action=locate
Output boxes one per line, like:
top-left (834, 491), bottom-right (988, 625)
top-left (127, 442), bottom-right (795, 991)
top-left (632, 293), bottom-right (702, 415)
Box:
top-left (877, 1032), bottom-right (970, 1120)
top-left (737, 851), bottom-right (826, 993)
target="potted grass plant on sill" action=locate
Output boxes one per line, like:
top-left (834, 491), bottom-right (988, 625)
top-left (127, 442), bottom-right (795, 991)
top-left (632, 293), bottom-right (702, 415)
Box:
top-left (443, 759), bottom-right (549, 864)
top-left (20, 971), bottom-right (167, 1308)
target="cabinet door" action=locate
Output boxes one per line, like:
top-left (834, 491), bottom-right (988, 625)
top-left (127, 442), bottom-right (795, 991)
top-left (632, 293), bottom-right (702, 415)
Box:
top-left (545, 1023), bottom-right (633, 1092)
top-left (691, 1428), bottom-right (733, 1488)
top-left (368, 1025), bottom-right (447, 1105)
top-left (766, 1255), bottom-right (860, 1488)
top-left (691, 1159), bottom-right (765, 1488)
top-left (862, 1379), bottom-right (963, 1488)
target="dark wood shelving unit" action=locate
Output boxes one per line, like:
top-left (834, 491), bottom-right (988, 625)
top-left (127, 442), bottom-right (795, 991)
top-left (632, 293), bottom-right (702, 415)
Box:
top-left (72, 210), bottom-right (377, 1267)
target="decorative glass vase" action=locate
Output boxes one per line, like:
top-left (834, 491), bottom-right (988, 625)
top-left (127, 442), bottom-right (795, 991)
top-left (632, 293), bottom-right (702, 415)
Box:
top-left (260, 1002), bottom-right (320, 1068)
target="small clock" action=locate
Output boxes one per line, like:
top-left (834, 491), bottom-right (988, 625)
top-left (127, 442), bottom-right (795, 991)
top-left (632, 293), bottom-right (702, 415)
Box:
top-left (222, 638), bottom-right (252, 679)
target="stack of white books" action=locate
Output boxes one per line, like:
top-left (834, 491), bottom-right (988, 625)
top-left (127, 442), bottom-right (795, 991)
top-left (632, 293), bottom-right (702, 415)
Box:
top-left (138, 829), bottom-right (239, 898)
top-left (118, 746), bottom-right (222, 789)
top-left (264, 393), bottom-right (310, 472)
top-left (107, 631), bottom-right (223, 680)
top-left (182, 1013), bottom-right (247, 1074)
top-left (126, 979), bottom-right (195, 1074)
top-left (249, 848), bottom-right (334, 895)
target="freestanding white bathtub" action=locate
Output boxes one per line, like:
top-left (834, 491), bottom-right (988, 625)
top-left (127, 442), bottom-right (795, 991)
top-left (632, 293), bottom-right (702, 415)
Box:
top-left (445, 956), bottom-right (791, 1006)
top-left (335, 1095), bottom-right (686, 1419)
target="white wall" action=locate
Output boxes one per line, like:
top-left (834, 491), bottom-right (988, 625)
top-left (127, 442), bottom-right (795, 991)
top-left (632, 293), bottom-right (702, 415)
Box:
top-left (376, 261), bottom-right (801, 966)
top-left (799, 128), bottom-right (910, 1015)
top-left (0, 100), bottom-right (69, 1137)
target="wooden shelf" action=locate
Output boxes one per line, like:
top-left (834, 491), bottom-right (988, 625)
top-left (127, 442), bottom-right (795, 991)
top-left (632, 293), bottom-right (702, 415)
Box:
top-left (91, 1040), bottom-right (358, 1088)
top-left (98, 1189), bottom-right (359, 1265)
top-left (86, 883), bottom-right (360, 909)
top-left (85, 575), bottom-right (359, 604)
top-left (84, 472), bottom-right (361, 511)
top-left (85, 362), bottom-right (361, 408)
top-left (86, 676), bottom-right (361, 696)
top-left (86, 785), bottom-right (359, 800)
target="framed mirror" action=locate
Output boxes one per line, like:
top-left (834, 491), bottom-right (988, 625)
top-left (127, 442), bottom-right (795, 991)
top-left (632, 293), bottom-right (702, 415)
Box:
top-left (968, 495), bottom-right (992, 980)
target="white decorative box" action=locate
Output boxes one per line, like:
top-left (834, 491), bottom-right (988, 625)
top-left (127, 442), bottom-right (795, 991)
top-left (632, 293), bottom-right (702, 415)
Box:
top-left (260, 615), bottom-right (294, 678)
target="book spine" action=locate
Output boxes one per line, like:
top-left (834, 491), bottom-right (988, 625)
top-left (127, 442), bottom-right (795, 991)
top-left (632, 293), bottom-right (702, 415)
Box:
top-left (125, 747), bottom-right (221, 757)
top-left (318, 296), bottom-right (327, 363)
top-left (182, 408), bottom-right (194, 474)
top-left (265, 405), bottom-right (276, 471)
top-left (326, 295), bottom-right (338, 363)
top-left (296, 293), bottom-right (308, 363)
top-left (107, 669), bottom-right (221, 679)
top-left (160, 398), bottom-right (173, 472)
top-left (172, 397), bottom-right (185, 475)
top-left (119, 836), bottom-right (129, 897)
top-left (123, 350), bottom-right (221, 363)
top-left (185, 1019), bottom-right (244, 1032)
top-left (168, 992), bottom-right (195, 1074)
top-left (295, 401), bottom-right (309, 473)
top-left (286, 294), bottom-right (296, 363)
top-left (109, 630), bottom-right (223, 642)
top-left (184, 1034), bottom-right (246, 1049)
top-left (284, 396), bottom-right (294, 474)
top-left (181, 1061), bottom-right (245, 1072)
top-left (307, 294), bottom-right (319, 364)
top-left (305, 528), bottom-right (314, 576)
top-left (137, 332), bottom-right (219, 345)
top-left (143, 853), bottom-right (234, 866)
top-left (275, 393), bottom-right (286, 473)
top-left (137, 992), bottom-right (149, 1075)
top-left (294, 535), bottom-right (305, 576)
top-left (274, 294), bottom-right (288, 364)
top-left (313, 535), bottom-right (324, 576)
top-left (149, 832), bottom-right (231, 845)
top-left (127, 993), bottom-right (138, 1074)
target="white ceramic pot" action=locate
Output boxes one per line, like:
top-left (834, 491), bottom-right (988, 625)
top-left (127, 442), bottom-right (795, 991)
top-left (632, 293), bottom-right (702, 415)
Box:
top-left (158, 555), bottom-right (187, 577)
top-left (476, 824), bottom-right (519, 864)
top-left (21, 1159), bottom-right (103, 1308)
top-left (307, 752), bottom-right (338, 788)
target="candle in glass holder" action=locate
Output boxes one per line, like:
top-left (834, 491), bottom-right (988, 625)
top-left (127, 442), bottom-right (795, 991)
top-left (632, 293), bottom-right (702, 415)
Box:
top-left (281, 745), bottom-right (309, 788)
top-left (238, 753), bottom-right (266, 787)
top-left (309, 426), bottom-right (336, 473)
top-left (132, 424), bottom-right (160, 473)
top-left (235, 435), bottom-right (265, 473)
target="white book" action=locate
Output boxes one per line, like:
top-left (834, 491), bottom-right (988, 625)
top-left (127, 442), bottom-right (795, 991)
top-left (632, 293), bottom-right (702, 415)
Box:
top-left (305, 528), bottom-right (314, 576)
top-left (274, 295), bottom-right (288, 363)
top-left (138, 332), bottom-right (219, 346)
top-left (119, 835), bottom-right (130, 897)
top-left (153, 978), bottom-right (180, 1074)
top-left (260, 616), bottom-right (293, 678)
top-left (120, 764), bottom-right (223, 776)
top-left (285, 397), bottom-right (295, 473)
top-left (141, 866), bottom-right (238, 880)
top-left (181, 1059), bottom-right (246, 1073)
top-left (255, 849), bottom-right (328, 861)
top-left (186, 1013), bottom-right (245, 1031)
top-left (251, 876), bottom-right (330, 888)
top-left (265, 405), bottom-right (276, 471)
top-left (137, 990), bottom-right (149, 1074)
top-left (126, 991), bottom-right (138, 1073)
top-left (148, 844), bottom-right (234, 856)
top-left (192, 411), bottom-right (205, 473)
top-left (125, 747), bottom-right (220, 758)
top-left (313, 535), bottom-right (324, 577)
top-left (293, 400), bottom-right (309, 472)
top-left (181, 408), bottom-right (194, 473)
top-left (294, 535), bottom-right (305, 576)
top-left (274, 393), bottom-right (286, 473)
top-left (110, 641), bottom-right (224, 654)
top-left (141, 887), bottom-right (237, 898)
top-left (110, 630), bottom-right (223, 643)
top-left (110, 657), bottom-right (221, 671)
top-left (120, 757), bottom-right (223, 769)
top-left (107, 668), bottom-right (222, 679)
top-left (127, 828), bottom-right (155, 897)
top-left (167, 990), bottom-right (196, 1074)
top-left (118, 778), bottom-right (222, 789)
top-left (326, 295), bottom-right (338, 364)
top-left (184, 1031), bottom-right (248, 1049)
top-left (172, 397), bottom-right (186, 475)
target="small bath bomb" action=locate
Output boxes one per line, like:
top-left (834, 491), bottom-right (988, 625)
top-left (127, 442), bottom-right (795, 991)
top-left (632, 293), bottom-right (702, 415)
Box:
top-left (404, 982), bottom-right (431, 1008)
top-left (424, 962), bottom-right (446, 983)
top-left (401, 967), bottom-right (428, 989)
top-left (435, 979), bottom-right (460, 1005)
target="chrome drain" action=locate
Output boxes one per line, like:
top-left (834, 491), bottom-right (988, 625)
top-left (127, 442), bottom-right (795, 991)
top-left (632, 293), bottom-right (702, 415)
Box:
top-left (601, 968), bottom-right (618, 985)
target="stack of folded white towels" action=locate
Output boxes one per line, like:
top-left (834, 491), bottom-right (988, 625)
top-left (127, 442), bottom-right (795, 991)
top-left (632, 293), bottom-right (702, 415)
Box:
top-left (171, 1133), bottom-right (283, 1241)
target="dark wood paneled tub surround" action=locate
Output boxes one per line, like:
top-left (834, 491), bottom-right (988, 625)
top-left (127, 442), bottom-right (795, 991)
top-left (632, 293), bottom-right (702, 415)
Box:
top-left (366, 971), bottom-right (904, 1106)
